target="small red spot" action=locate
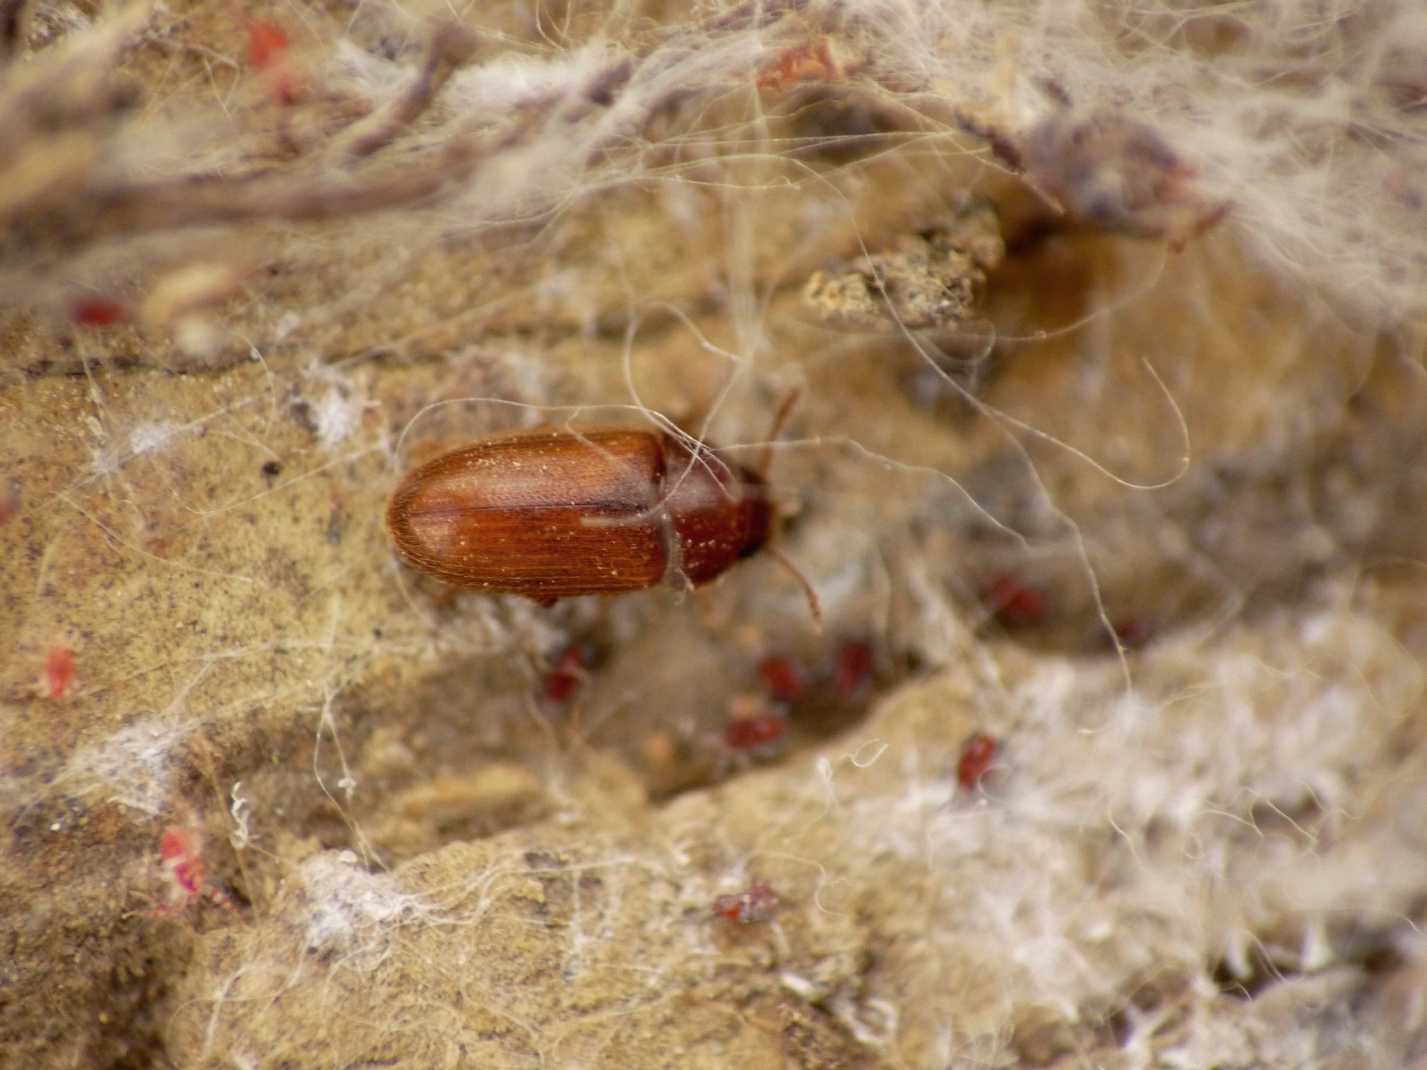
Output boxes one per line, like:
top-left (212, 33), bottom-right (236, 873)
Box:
top-left (957, 731), bottom-right (999, 792)
top-left (45, 646), bottom-right (75, 699)
top-left (757, 656), bottom-right (804, 702)
top-left (71, 299), bottom-right (127, 327)
top-left (246, 20), bottom-right (289, 70)
top-left (543, 645), bottom-right (593, 705)
top-left (833, 640), bottom-right (872, 700)
top-left (713, 881), bottom-right (779, 924)
top-left (723, 711), bottom-right (787, 751)
top-left (982, 576), bottom-right (1046, 628)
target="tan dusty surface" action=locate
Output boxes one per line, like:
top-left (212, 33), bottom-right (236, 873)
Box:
top-left (3, 2), bottom-right (1427, 1068)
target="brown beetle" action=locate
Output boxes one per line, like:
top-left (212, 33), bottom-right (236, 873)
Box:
top-left (386, 411), bottom-right (816, 616)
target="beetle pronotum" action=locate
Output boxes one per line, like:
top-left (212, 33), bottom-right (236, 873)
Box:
top-left (386, 398), bottom-right (819, 619)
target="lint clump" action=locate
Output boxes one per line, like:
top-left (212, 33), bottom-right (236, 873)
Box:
top-left (297, 851), bottom-right (424, 960)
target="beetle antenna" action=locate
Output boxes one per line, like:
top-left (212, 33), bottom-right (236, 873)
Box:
top-left (756, 389), bottom-right (801, 479)
top-left (770, 545), bottom-right (823, 631)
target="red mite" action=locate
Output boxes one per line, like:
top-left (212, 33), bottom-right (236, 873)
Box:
top-left (71, 298), bottom-right (127, 327)
top-left (45, 646), bottom-right (75, 699)
top-left (982, 575), bottom-right (1046, 628)
top-left (246, 20), bottom-right (289, 69)
top-left (544, 645), bottom-right (593, 705)
top-left (1111, 616), bottom-right (1157, 651)
top-left (246, 19), bottom-right (299, 105)
top-left (388, 429), bottom-right (776, 606)
top-left (159, 828), bottom-right (204, 898)
top-left (713, 882), bottom-right (779, 924)
top-left (757, 655), bottom-right (804, 702)
top-left (724, 711), bottom-right (787, 751)
top-left (156, 826), bottom-right (236, 914)
top-left (833, 640), bottom-right (871, 699)
top-left (957, 731), bottom-right (999, 792)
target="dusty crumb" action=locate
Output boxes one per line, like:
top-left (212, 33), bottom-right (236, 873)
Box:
top-left (803, 198), bottom-right (1004, 327)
